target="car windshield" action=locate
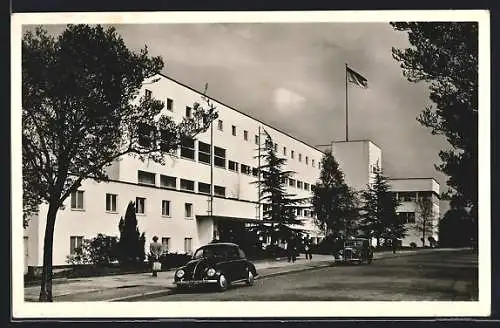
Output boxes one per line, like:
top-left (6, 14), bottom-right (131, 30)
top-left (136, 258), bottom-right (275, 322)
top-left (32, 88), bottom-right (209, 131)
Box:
top-left (192, 245), bottom-right (227, 260)
top-left (345, 240), bottom-right (363, 247)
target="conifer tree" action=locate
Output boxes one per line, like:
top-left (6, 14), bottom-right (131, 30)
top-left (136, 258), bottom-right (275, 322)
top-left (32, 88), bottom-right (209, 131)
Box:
top-left (118, 201), bottom-right (146, 265)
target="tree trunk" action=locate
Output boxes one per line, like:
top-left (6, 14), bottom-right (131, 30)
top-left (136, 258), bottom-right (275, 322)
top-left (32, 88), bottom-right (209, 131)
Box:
top-left (422, 227), bottom-right (426, 247)
top-left (39, 203), bottom-right (57, 302)
top-left (376, 237), bottom-right (380, 247)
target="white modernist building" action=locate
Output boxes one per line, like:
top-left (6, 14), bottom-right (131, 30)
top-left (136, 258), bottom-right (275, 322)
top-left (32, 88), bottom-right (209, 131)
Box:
top-left (23, 73), bottom-right (325, 268)
top-left (389, 178), bottom-right (440, 247)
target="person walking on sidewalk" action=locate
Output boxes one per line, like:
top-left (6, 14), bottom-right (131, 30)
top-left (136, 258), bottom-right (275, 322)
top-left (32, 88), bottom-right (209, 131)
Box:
top-left (149, 236), bottom-right (162, 277)
top-left (286, 234), bottom-right (297, 263)
top-left (304, 237), bottom-right (313, 260)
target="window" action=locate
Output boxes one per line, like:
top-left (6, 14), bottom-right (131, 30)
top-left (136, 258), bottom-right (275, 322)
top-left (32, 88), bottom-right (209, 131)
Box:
top-left (399, 212), bottom-right (416, 224)
top-left (185, 106), bottom-right (192, 118)
top-left (198, 141), bottom-right (211, 164)
top-left (71, 190), bottom-right (84, 210)
top-left (180, 179), bottom-right (195, 191)
top-left (161, 200), bottom-right (171, 217)
top-left (304, 210), bottom-right (309, 217)
top-left (184, 238), bottom-right (193, 253)
top-left (399, 192), bottom-right (417, 202)
top-left (161, 237), bottom-right (170, 254)
top-left (166, 98), bottom-right (174, 111)
top-left (304, 182), bottom-right (310, 191)
top-left (228, 160), bottom-right (239, 172)
top-left (214, 146), bottom-right (226, 168)
top-left (180, 137), bottom-right (195, 160)
top-left (137, 123), bottom-right (153, 148)
top-left (252, 167), bottom-right (259, 177)
top-left (145, 89), bottom-right (152, 99)
top-left (299, 153), bottom-right (302, 162)
top-left (312, 159), bottom-right (315, 167)
top-left (255, 135), bottom-right (259, 145)
top-left (318, 162), bottom-right (321, 170)
top-left (243, 130), bottom-right (248, 141)
top-left (70, 236), bottom-right (83, 255)
top-left (105, 194), bottom-right (117, 212)
top-left (138, 170), bottom-right (155, 186)
top-left (306, 156), bottom-right (309, 165)
top-left (289, 178), bottom-right (296, 187)
top-left (136, 197), bottom-right (146, 214)
top-left (185, 203), bottom-right (193, 218)
top-left (232, 125), bottom-right (237, 136)
top-left (297, 181), bottom-right (303, 189)
top-left (214, 185), bottom-right (226, 197)
top-left (274, 143), bottom-right (278, 151)
top-left (280, 177), bottom-right (288, 184)
top-left (241, 164), bottom-right (251, 175)
top-left (297, 208), bottom-right (303, 216)
top-left (160, 175), bottom-right (176, 189)
top-left (198, 182), bottom-right (211, 195)
top-left (283, 146), bottom-right (287, 156)
top-left (291, 150), bottom-right (295, 159)
top-left (217, 120), bottom-right (223, 131)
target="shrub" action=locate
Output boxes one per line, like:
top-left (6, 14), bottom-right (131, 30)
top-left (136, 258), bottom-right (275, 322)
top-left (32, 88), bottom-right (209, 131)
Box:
top-left (65, 234), bottom-right (118, 265)
top-left (410, 242), bottom-right (417, 248)
top-left (147, 252), bottom-right (192, 270)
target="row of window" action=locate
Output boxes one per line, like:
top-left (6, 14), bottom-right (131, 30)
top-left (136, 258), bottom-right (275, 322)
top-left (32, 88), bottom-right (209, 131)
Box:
top-left (262, 205), bottom-right (314, 218)
top-left (69, 236), bottom-right (193, 255)
top-left (398, 212), bottom-right (416, 224)
top-left (71, 190), bottom-right (194, 218)
top-left (394, 191), bottom-right (436, 202)
top-left (144, 88), bottom-right (321, 169)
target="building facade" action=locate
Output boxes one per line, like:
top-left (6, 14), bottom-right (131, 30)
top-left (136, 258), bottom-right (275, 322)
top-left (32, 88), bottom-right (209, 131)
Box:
top-left (24, 74), bottom-right (325, 267)
top-left (389, 178), bottom-right (441, 247)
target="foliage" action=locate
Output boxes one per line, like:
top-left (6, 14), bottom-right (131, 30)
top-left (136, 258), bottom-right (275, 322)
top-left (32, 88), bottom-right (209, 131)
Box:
top-left (118, 202), bottom-right (146, 265)
top-left (439, 206), bottom-right (477, 248)
top-left (391, 22), bottom-right (478, 220)
top-left (416, 196), bottom-right (435, 247)
top-left (311, 150), bottom-right (359, 239)
top-left (252, 132), bottom-right (305, 243)
top-left (22, 24), bottom-right (217, 301)
top-left (66, 233), bottom-right (118, 265)
top-left (359, 164), bottom-right (406, 247)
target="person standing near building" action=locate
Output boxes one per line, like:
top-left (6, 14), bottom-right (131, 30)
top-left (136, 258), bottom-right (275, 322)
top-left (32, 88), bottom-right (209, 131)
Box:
top-left (150, 236), bottom-right (162, 277)
top-left (286, 234), bottom-right (297, 263)
top-left (304, 237), bottom-right (313, 260)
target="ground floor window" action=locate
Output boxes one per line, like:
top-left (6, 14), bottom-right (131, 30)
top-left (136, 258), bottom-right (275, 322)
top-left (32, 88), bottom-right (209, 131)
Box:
top-left (136, 197), bottom-right (146, 214)
top-left (161, 200), bottom-right (171, 217)
top-left (70, 236), bottom-right (83, 255)
top-left (184, 238), bottom-right (193, 253)
top-left (161, 237), bottom-right (170, 254)
top-left (106, 193), bottom-right (117, 212)
top-left (185, 203), bottom-right (193, 218)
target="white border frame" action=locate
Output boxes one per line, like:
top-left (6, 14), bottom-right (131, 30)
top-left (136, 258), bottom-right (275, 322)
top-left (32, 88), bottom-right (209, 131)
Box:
top-left (11, 10), bottom-right (491, 318)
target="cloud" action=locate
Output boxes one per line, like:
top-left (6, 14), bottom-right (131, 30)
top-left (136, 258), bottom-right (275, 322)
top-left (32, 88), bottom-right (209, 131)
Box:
top-left (272, 88), bottom-right (306, 113)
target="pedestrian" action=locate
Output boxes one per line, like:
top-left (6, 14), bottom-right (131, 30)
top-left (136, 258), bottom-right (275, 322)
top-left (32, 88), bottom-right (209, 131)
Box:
top-left (287, 234), bottom-right (297, 263)
top-left (150, 236), bottom-right (162, 277)
top-left (304, 237), bottom-right (313, 260)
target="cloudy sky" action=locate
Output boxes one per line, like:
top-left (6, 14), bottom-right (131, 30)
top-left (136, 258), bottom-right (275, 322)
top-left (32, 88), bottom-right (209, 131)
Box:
top-left (32, 22), bottom-right (451, 212)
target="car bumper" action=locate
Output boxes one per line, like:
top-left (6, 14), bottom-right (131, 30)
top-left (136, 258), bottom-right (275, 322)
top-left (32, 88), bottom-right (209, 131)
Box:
top-left (174, 279), bottom-right (218, 286)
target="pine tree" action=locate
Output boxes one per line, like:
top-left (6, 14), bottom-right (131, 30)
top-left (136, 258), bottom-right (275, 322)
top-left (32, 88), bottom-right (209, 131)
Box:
top-left (254, 133), bottom-right (304, 243)
top-left (360, 164), bottom-right (406, 248)
top-left (311, 150), bottom-right (359, 239)
top-left (118, 201), bottom-right (146, 265)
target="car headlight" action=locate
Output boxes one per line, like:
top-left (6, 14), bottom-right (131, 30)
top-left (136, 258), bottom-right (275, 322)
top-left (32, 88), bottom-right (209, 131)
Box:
top-left (206, 268), bottom-right (216, 277)
top-left (176, 269), bottom-right (185, 278)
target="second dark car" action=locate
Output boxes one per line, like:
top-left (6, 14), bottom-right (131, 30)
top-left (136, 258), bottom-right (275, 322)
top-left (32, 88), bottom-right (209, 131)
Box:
top-left (173, 242), bottom-right (259, 292)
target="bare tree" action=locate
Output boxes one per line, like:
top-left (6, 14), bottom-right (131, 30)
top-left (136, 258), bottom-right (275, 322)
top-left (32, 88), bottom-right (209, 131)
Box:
top-left (416, 196), bottom-right (435, 247)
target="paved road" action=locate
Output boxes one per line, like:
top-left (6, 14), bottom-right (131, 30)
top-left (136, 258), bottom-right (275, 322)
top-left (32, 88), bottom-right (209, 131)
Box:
top-left (134, 249), bottom-right (477, 301)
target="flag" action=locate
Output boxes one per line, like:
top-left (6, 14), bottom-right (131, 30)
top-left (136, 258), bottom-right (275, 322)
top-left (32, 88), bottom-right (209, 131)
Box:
top-left (346, 66), bottom-right (368, 88)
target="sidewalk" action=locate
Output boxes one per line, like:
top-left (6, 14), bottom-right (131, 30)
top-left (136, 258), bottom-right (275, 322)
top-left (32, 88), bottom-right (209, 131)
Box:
top-left (24, 248), bottom-right (464, 302)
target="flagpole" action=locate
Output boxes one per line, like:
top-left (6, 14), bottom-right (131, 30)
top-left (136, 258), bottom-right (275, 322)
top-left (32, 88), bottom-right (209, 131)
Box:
top-left (257, 126), bottom-right (261, 220)
top-left (345, 63), bottom-right (349, 142)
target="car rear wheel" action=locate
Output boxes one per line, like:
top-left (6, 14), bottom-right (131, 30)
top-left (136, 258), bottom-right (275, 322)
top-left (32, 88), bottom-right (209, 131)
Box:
top-left (246, 269), bottom-right (254, 286)
top-left (218, 274), bottom-right (228, 292)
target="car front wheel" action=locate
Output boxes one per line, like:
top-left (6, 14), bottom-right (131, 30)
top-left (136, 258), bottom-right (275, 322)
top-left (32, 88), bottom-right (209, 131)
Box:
top-left (218, 274), bottom-right (228, 292)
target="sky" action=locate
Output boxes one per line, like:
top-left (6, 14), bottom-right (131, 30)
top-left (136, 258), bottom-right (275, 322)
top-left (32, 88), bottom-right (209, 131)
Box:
top-left (30, 22), bottom-right (451, 213)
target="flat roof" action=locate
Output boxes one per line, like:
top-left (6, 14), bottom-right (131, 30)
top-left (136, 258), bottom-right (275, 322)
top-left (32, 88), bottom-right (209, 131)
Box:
top-left (157, 72), bottom-right (326, 154)
top-left (388, 177), bottom-right (440, 185)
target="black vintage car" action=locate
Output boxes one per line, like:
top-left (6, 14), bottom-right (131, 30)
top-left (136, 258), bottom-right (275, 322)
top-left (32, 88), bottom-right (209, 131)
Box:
top-left (337, 238), bottom-right (374, 264)
top-left (173, 242), bottom-right (259, 292)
